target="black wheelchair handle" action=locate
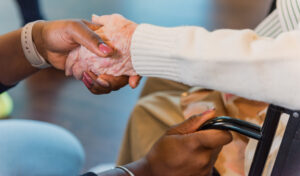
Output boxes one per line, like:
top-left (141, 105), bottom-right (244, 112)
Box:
top-left (198, 116), bottom-right (262, 140)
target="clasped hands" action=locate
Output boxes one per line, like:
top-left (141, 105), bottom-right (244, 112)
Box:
top-left (64, 14), bottom-right (141, 94)
top-left (31, 16), bottom-right (233, 175)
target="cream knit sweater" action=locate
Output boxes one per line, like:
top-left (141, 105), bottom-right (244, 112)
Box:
top-left (131, 24), bottom-right (300, 109)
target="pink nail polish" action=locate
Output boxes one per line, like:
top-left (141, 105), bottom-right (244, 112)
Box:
top-left (99, 43), bottom-right (113, 55)
top-left (83, 72), bottom-right (93, 85)
top-left (82, 76), bottom-right (92, 89)
top-left (96, 77), bottom-right (110, 87)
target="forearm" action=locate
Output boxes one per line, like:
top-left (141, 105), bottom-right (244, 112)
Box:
top-left (0, 28), bottom-right (38, 85)
top-left (131, 24), bottom-right (300, 109)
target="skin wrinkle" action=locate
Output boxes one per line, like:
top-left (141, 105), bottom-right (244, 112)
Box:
top-left (65, 14), bottom-right (137, 80)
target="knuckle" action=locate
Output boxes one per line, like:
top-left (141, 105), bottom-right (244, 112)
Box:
top-left (65, 21), bottom-right (82, 33)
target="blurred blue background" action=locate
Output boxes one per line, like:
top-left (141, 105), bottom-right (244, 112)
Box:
top-left (0, 0), bottom-right (216, 35)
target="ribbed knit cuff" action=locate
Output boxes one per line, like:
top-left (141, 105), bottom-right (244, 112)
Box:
top-left (130, 24), bottom-right (181, 82)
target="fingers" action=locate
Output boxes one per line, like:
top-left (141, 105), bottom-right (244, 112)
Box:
top-left (182, 127), bottom-right (232, 151)
top-left (82, 71), bottom-right (112, 94)
top-left (167, 109), bottom-right (216, 135)
top-left (82, 71), bottom-right (130, 95)
top-left (92, 14), bottom-right (111, 25)
top-left (92, 14), bottom-right (125, 25)
top-left (68, 20), bottom-right (113, 57)
top-left (129, 75), bottom-right (142, 88)
top-left (168, 109), bottom-right (232, 149)
top-left (99, 74), bottom-right (129, 90)
top-left (82, 71), bottom-right (95, 89)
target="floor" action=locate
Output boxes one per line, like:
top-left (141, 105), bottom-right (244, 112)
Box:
top-left (1, 0), bottom-right (273, 173)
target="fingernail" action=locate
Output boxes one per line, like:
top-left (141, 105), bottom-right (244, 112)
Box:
top-left (133, 82), bottom-right (139, 89)
top-left (96, 77), bottom-right (110, 87)
top-left (83, 72), bottom-right (93, 85)
top-left (99, 43), bottom-right (113, 55)
top-left (82, 76), bottom-right (92, 89)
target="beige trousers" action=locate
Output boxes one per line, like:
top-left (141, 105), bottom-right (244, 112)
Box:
top-left (117, 78), bottom-right (285, 176)
top-left (117, 78), bottom-right (190, 165)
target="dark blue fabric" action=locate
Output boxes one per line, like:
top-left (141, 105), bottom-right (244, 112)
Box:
top-left (269, 0), bottom-right (276, 14)
top-left (0, 82), bottom-right (16, 94)
top-left (15, 0), bottom-right (44, 25)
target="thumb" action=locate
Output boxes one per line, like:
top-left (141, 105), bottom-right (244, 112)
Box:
top-left (129, 75), bottom-right (142, 88)
top-left (70, 20), bottom-right (113, 57)
top-left (190, 129), bottom-right (233, 149)
top-left (167, 109), bottom-right (216, 135)
top-left (82, 19), bottom-right (102, 31)
top-left (92, 14), bottom-right (111, 25)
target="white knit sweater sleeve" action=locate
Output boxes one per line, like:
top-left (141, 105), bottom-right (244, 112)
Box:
top-left (131, 24), bottom-right (300, 109)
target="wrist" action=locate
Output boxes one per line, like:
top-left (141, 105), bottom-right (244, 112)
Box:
top-left (124, 158), bottom-right (153, 176)
top-left (127, 23), bottom-right (138, 75)
top-left (127, 23), bottom-right (137, 53)
top-left (32, 21), bottom-right (48, 62)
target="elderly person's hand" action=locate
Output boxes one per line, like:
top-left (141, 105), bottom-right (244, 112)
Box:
top-left (65, 14), bottom-right (141, 92)
top-left (65, 14), bottom-right (137, 78)
top-left (119, 109), bottom-right (232, 176)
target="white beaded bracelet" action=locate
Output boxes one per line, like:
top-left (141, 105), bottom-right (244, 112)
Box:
top-left (116, 166), bottom-right (135, 176)
top-left (21, 20), bottom-right (51, 69)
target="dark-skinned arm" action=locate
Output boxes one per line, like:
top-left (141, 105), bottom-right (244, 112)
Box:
top-left (0, 20), bottom-right (112, 86)
top-left (83, 110), bottom-right (232, 176)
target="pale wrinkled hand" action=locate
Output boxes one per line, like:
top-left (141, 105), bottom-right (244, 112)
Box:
top-left (65, 14), bottom-right (138, 80)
